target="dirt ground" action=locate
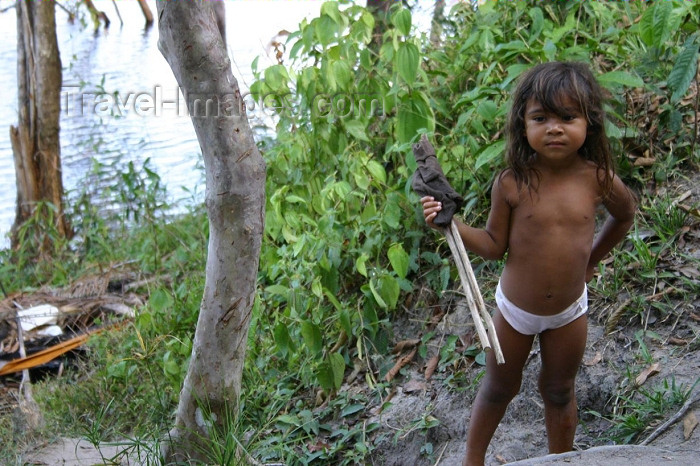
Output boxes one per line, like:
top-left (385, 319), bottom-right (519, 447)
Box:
top-left (365, 307), bottom-right (700, 466)
top-left (18, 175), bottom-right (700, 465)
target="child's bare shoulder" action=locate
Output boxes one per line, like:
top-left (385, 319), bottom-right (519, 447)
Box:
top-left (583, 159), bottom-right (603, 174)
top-left (494, 169), bottom-right (520, 206)
top-left (496, 168), bottom-right (518, 187)
top-left (582, 160), bottom-right (608, 191)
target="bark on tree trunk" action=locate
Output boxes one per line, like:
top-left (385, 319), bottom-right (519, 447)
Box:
top-left (156, 1), bottom-right (266, 462)
top-left (212, 0), bottom-right (226, 45)
top-left (9, 0), bottom-right (69, 250)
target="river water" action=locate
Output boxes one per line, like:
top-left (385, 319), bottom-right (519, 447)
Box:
top-left (0, 0), bottom-right (327, 248)
top-left (0, 0), bottom-right (438, 249)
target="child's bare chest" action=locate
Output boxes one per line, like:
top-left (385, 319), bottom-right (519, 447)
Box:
top-left (513, 182), bottom-right (598, 232)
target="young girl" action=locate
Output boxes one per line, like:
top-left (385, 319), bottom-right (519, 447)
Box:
top-left (421, 61), bottom-right (636, 465)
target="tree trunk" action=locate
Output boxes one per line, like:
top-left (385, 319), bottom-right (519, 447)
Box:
top-left (9, 0), bottom-right (69, 250)
top-left (430, 0), bottom-right (446, 47)
top-left (156, 1), bottom-right (266, 462)
top-left (366, 0), bottom-right (392, 27)
top-left (366, 0), bottom-right (394, 49)
top-left (136, 0), bottom-right (153, 27)
top-left (366, 0), bottom-right (392, 16)
top-left (83, 0), bottom-right (110, 30)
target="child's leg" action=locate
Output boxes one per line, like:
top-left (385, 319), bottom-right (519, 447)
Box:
top-left (538, 314), bottom-right (587, 453)
top-left (464, 310), bottom-right (534, 466)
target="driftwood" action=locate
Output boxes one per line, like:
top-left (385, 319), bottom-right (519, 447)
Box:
top-left (444, 220), bottom-right (505, 364)
top-left (0, 269), bottom-right (144, 377)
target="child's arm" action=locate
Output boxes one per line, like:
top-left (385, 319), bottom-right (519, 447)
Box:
top-left (587, 174), bottom-right (637, 280)
top-left (422, 174), bottom-right (512, 260)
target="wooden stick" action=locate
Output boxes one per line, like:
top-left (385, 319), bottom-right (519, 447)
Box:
top-left (14, 305), bottom-right (44, 431)
top-left (444, 221), bottom-right (505, 364)
top-left (14, 311), bottom-right (30, 390)
top-left (384, 347), bottom-right (418, 382)
top-left (444, 227), bottom-right (489, 349)
top-left (449, 221), bottom-right (504, 364)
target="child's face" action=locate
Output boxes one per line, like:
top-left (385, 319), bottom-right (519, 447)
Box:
top-left (524, 96), bottom-right (588, 165)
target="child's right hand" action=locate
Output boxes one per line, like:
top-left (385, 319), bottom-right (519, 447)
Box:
top-left (420, 196), bottom-right (442, 230)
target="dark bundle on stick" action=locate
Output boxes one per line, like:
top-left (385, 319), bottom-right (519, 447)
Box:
top-left (411, 135), bottom-right (464, 227)
top-left (412, 135), bottom-right (504, 364)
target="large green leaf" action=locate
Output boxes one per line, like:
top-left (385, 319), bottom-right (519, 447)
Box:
top-left (528, 7), bottom-right (544, 43)
top-left (332, 60), bottom-right (353, 91)
top-left (547, 11), bottom-right (576, 44)
top-left (366, 160), bottom-right (386, 185)
top-left (274, 322), bottom-right (295, 357)
top-left (598, 71), bottom-right (645, 89)
top-left (149, 288), bottom-right (173, 312)
top-left (396, 42), bottom-right (420, 86)
top-left (369, 278), bottom-right (387, 309)
top-left (383, 195), bottom-right (401, 229)
top-left (668, 36), bottom-right (700, 103)
top-left (370, 275), bottom-right (400, 310)
top-left (476, 101), bottom-right (499, 121)
top-left (316, 363), bottom-right (334, 391)
top-left (315, 15), bottom-right (337, 47)
top-left (377, 275), bottom-right (400, 310)
top-left (639, 1), bottom-right (672, 48)
top-left (388, 243), bottom-right (409, 279)
top-left (474, 140), bottom-right (506, 171)
top-left (392, 8), bottom-right (412, 36)
top-left (320, 1), bottom-right (342, 25)
top-left (263, 65), bottom-right (290, 94)
top-left (301, 320), bottom-right (323, 355)
top-left (397, 92), bottom-right (434, 144)
top-left (339, 308), bottom-right (352, 336)
top-left (329, 352), bottom-right (345, 390)
top-left (344, 120), bottom-right (369, 141)
top-left (356, 253), bottom-right (369, 277)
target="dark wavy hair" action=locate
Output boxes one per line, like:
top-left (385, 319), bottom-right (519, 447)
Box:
top-left (505, 61), bottom-right (614, 197)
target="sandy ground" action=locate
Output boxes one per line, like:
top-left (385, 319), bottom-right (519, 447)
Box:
top-left (25, 437), bottom-right (149, 465)
top-left (24, 428), bottom-right (700, 465)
